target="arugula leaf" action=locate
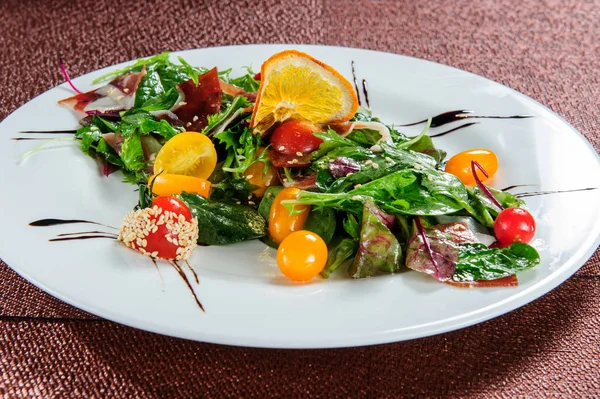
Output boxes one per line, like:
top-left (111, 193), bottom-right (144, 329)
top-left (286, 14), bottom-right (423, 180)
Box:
top-left (343, 214), bottom-right (361, 240)
top-left (120, 134), bottom-right (146, 171)
top-left (311, 129), bottom-right (358, 160)
top-left (76, 124), bottom-right (103, 153)
top-left (467, 187), bottom-right (525, 228)
top-left (178, 56), bottom-right (200, 85)
top-left (228, 68), bottom-right (260, 92)
top-left (453, 242), bottom-right (540, 281)
top-left (93, 52), bottom-right (171, 84)
top-left (204, 96), bottom-right (251, 135)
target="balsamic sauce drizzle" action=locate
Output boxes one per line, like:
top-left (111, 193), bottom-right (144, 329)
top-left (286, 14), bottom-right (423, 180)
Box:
top-left (56, 230), bottom-right (118, 237)
top-left (429, 122), bottom-right (480, 138)
top-left (11, 137), bottom-right (58, 141)
top-left (361, 79), bottom-right (370, 109)
top-left (151, 258), bottom-right (165, 291)
top-left (500, 184), bottom-right (536, 192)
top-left (499, 185), bottom-right (599, 198)
top-left (49, 235), bottom-right (117, 242)
top-left (169, 260), bottom-right (204, 311)
top-left (398, 110), bottom-right (534, 128)
top-left (515, 187), bottom-right (599, 198)
top-left (19, 129), bottom-right (77, 134)
top-left (351, 61), bottom-right (362, 107)
top-left (29, 218), bottom-right (117, 229)
top-left (185, 260), bottom-right (200, 285)
top-left (30, 218), bottom-right (204, 311)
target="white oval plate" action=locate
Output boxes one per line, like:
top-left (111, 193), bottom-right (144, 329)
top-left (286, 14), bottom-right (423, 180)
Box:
top-left (0, 44), bottom-right (599, 348)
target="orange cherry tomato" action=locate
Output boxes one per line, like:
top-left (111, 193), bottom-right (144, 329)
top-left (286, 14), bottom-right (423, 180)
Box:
top-left (153, 132), bottom-right (217, 179)
top-left (242, 147), bottom-right (280, 197)
top-left (268, 187), bottom-right (310, 244)
top-left (445, 148), bottom-right (498, 186)
top-left (148, 174), bottom-right (211, 198)
top-left (276, 230), bottom-right (328, 282)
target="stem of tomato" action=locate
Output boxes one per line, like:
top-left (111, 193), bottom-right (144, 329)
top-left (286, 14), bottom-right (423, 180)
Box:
top-left (471, 160), bottom-right (503, 210)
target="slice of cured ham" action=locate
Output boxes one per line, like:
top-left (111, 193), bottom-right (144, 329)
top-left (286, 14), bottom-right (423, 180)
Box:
top-left (170, 67), bottom-right (222, 131)
top-left (58, 67), bottom-right (147, 114)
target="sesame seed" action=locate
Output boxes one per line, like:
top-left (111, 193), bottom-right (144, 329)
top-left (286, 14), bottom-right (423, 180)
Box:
top-left (296, 152), bottom-right (303, 157)
top-left (248, 201), bottom-right (255, 205)
top-left (192, 115), bottom-right (199, 122)
top-left (236, 201), bottom-right (241, 205)
top-left (287, 160), bottom-right (295, 164)
top-left (248, 195), bottom-right (252, 200)
top-left (278, 146), bottom-right (286, 151)
top-left (364, 160), bottom-right (373, 166)
top-left (372, 163), bottom-right (379, 169)
top-left (178, 101), bottom-right (187, 106)
top-left (267, 192), bottom-right (273, 199)
top-left (246, 174), bottom-right (254, 180)
top-left (123, 88), bottom-right (130, 94)
top-left (186, 122), bottom-right (192, 127)
top-left (385, 157), bottom-right (393, 163)
top-left (354, 184), bottom-right (362, 189)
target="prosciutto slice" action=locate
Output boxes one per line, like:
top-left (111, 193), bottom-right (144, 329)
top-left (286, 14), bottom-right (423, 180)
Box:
top-left (219, 80), bottom-right (257, 102)
top-left (170, 67), bottom-right (222, 131)
top-left (58, 67), bottom-right (147, 114)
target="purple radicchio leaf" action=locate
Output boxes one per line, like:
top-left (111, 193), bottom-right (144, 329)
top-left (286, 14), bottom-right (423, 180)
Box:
top-left (348, 198), bottom-right (402, 278)
top-left (406, 220), bottom-right (479, 281)
top-left (328, 156), bottom-right (361, 178)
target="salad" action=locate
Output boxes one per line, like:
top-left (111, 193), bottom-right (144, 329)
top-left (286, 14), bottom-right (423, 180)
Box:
top-left (57, 50), bottom-right (539, 286)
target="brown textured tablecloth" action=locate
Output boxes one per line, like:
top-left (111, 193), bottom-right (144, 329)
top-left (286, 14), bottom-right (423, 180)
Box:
top-left (1, 0), bottom-right (599, 397)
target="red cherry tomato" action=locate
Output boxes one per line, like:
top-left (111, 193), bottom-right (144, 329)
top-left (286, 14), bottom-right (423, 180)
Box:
top-left (152, 196), bottom-right (192, 220)
top-left (253, 72), bottom-right (261, 81)
top-left (270, 120), bottom-right (323, 155)
top-left (494, 207), bottom-right (536, 246)
top-left (120, 196), bottom-right (197, 260)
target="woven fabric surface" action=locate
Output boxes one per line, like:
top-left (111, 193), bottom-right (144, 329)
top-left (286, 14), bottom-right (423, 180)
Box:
top-left (0, 0), bottom-right (599, 397)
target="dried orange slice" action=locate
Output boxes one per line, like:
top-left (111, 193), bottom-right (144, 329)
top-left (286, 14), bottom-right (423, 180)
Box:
top-left (250, 50), bottom-right (359, 135)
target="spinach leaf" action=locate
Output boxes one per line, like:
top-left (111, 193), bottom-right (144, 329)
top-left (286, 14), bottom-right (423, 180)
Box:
top-left (258, 186), bottom-right (284, 221)
top-left (346, 128), bottom-right (381, 146)
top-left (403, 134), bottom-right (446, 164)
top-left (177, 193), bottom-right (266, 245)
top-left (349, 199), bottom-right (402, 278)
top-left (453, 242), bottom-right (540, 281)
top-left (321, 238), bottom-right (358, 278)
top-left (303, 207), bottom-right (337, 244)
top-left (292, 169), bottom-right (471, 217)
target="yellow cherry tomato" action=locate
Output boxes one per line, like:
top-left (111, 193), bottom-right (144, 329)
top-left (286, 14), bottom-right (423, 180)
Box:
top-left (269, 187), bottom-right (310, 244)
top-left (277, 230), bottom-right (328, 282)
top-left (242, 148), bottom-right (280, 197)
top-left (153, 132), bottom-right (217, 179)
top-left (445, 148), bottom-right (498, 186)
top-left (148, 174), bottom-right (211, 197)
